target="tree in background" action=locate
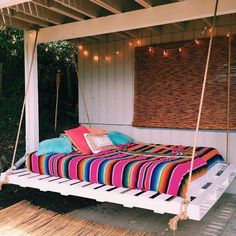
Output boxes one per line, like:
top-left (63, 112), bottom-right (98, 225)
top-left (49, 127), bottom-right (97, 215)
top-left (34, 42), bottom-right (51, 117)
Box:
top-left (0, 27), bottom-right (78, 168)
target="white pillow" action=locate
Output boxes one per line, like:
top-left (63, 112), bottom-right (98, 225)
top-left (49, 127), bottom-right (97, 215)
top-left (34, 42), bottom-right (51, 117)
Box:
top-left (84, 133), bottom-right (116, 153)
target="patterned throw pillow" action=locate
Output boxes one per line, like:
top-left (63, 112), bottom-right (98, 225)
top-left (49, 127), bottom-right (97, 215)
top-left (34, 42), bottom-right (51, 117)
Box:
top-left (65, 126), bottom-right (92, 154)
top-left (84, 133), bottom-right (116, 153)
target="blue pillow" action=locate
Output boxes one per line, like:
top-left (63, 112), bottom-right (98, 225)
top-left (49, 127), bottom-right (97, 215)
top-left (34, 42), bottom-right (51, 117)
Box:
top-left (108, 131), bottom-right (134, 145)
top-left (36, 137), bottom-right (73, 156)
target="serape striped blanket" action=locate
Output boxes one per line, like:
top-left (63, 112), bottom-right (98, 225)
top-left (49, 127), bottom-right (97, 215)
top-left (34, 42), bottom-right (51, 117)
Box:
top-left (27, 143), bottom-right (225, 196)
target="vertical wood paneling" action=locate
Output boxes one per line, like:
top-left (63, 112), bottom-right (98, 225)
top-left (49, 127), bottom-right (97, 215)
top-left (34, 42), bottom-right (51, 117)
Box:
top-left (114, 40), bottom-right (124, 124)
top-left (79, 30), bottom-right (235, 164)
top-left (123, 39), bottom-right (134, 124)
top-left (98, 42), bottom-right (107, 124)
top-left (107, 41), bottom-right (116, 123)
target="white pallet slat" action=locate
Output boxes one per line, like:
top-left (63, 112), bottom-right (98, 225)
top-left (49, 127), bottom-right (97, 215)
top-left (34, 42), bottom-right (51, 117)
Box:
top-left (2, 164), bottom-right (235, 221)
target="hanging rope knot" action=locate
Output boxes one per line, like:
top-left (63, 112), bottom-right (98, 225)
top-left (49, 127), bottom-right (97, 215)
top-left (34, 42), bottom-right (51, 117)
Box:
top-left (0, 168), bottom-right (13, 190)
top-left (168, 198), bottom-right (190, 231)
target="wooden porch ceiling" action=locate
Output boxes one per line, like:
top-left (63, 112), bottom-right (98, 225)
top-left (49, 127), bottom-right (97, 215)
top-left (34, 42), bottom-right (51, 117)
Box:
top-left (0, 0), bottom-right (209, 41)
top-left (0, 0), bottom-right (235, 44)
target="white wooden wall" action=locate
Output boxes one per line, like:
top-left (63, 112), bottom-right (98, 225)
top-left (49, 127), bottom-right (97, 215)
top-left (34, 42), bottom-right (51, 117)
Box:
top-left (79, 23), bottom-right (236, 164)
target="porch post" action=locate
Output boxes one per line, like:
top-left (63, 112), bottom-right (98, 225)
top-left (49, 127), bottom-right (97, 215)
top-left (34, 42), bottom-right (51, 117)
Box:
top-left (24, 31), bottom-right (39, 153)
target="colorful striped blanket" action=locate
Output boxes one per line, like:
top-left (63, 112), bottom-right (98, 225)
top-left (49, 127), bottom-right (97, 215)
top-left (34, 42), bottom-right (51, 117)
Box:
top-left (27, 143), bottom-right (225, 196)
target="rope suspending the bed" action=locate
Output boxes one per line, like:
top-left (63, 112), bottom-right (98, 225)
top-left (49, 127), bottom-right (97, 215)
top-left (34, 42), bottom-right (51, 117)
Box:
top-left (169, 0), bottom-right (219, 231)
top-left (226, 33), bottom-right (232, 164)
top-left (72, 56), bottom-right (91, 127)
top-left (0, 29), bottom-right (39, 190)
top-left (54, 69), bottom-right (61, 132)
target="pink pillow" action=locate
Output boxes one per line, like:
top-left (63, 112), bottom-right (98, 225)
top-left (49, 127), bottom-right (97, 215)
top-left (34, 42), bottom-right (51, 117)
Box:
top-left (87, 127), bottom-right (107, 134)
top-left (65, 126), bottom-right (91, 154)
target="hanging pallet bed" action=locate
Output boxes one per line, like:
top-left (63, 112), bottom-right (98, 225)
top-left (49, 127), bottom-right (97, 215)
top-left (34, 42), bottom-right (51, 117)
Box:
top-left (1, 164), bottom-right (235, 221)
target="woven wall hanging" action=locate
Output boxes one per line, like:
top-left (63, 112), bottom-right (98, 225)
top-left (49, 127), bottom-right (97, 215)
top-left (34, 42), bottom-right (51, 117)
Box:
top-left (133, 36), bottom-right (236, 130)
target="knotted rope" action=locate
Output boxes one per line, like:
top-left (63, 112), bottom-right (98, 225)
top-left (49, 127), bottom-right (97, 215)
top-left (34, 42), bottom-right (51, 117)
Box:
top-left (169, 0), bottom-right (219, 230)
top-left (168, 199), bottom-right (189, 231)
top-left (0, 29), bottom-right (39, 189)
top-left (0, 169), bottom-right (13, 190)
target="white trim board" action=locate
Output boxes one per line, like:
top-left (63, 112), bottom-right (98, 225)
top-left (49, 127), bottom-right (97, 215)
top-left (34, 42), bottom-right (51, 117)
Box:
top-left (1, 164), bottom-right (235, 221)
top-left (37, 0), bottom-right (236, 43)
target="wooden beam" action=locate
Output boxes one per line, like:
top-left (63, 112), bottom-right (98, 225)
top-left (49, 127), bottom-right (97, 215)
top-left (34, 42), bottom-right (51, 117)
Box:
top-left (90, 0), bottom-right (122, 14)
top-left (0, 13), bottom-right (32, 29)
top-left (1, 8), bottom-right (50, 27)
top-left (134, 0), bottom-right (152, 8)
top-left (114, 32), bottom-right (129, 39)
top-left (202, 18), bottom-right (212, 27)
top-left (11, 2), bottom-right (64, 25)
top-left (0, 0), bottom-right (29, 9)
top-left (173, 22), bottom-right (185, 31)
top-left (124, 30), bottom-right (140, 38)
top-left (33, 0), bottom-right (85, 21)
top-left (147, 26), bottom-right (161, 35)
top-left (54, 0), bottom-right (99, 19)
top-left (38, 0), bottom-right (236, 43)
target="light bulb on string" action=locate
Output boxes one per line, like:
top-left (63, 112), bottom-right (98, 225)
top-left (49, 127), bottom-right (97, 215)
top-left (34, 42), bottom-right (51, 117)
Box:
top-left (116, 51), bottom-right (120, 55)
top-left (148, 46), bottom-right (153, 53)
top-left (93, 55), bottom-right (99, 62)
top-left (83, 50), bottom-right (89, 56)
top-left (105, 56), bottom-right (111, 62)
top-left (178, 48), bottom-right (182, 52)
top-left (136, 40), bottom-right (141, 46)
top-left (195, 39), bottom-right (200, 45)
top-left (78, 45), bottom-right (83, 51)
top-left (45, 47), bottom-right (49, 52)
top-left (163, 50), bottom-right (168, 56)
top-left (128, 42), bottom-right (133, 47)
top-left (226, 32), bottom-right (230, 38)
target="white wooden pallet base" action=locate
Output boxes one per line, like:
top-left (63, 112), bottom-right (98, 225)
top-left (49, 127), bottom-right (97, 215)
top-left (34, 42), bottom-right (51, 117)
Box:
top-left (1, 164), bottom-right (235, 221)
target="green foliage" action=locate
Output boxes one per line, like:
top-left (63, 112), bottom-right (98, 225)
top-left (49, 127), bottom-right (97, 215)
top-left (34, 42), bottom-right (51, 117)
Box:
top-left (0, 27), bottom-right (78, 78)
top-left (38, 41), bottom-right (78, 69)
top-left (0, 26), bottom-right (24, 60)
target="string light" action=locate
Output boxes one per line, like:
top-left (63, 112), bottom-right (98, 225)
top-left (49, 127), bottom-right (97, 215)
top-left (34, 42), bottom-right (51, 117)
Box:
top-left (148, 46), bottom-right (153, 53)
top-left (163, 50), bottom-right (168, 56)
top-left (136, 40), bottom-right (141, 46)
top-left (45, 47), bottom-right (49, 52)
top-left (78, 45), bottom-right (83, 51)
top-left (56, 56), bottom-right (59, 60)
top-left (93, 55), bottom-right (99, 62)
top-left (83, 50), bottom-right (89, 56)
top-left (79, 26), bottom-right (230, 62)
top-left (105, 56), bottom-right (111, 62)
